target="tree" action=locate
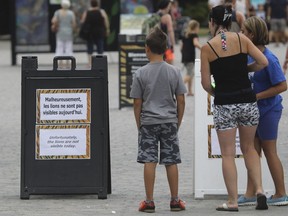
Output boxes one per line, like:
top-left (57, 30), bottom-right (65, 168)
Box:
top-left (178, 0), bottom-right (209, 26)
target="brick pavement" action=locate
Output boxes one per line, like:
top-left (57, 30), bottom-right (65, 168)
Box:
top-left (0, 38), bottom-right (288, 215)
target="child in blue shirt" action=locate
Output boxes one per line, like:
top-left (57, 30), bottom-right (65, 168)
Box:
top-left (240, 16), bottom-right (288, 207)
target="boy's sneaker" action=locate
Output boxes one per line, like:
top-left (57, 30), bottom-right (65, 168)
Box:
top-left (139, 200), bottom-right (155, 213)
top-left (170, 199), bottom-right (186, 211)
top-left (267, 195), bottom-right (288, 206)
top-left (238, 195), bottom-right (256, 206)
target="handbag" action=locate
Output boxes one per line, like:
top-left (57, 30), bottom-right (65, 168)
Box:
top-left (51, 22), bottom-right (58, 33)
top-left (79, 22), bottom-right (91, 40)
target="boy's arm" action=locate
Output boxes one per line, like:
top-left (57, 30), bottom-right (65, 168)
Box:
top-left (283, 47), bottom-right (288, 74)
top-left (133, 98), bottom-right (142, 130)
top-left (256, 81), bottom-right (287, 100)
top-left (176, 94), bottom-right (185, 128)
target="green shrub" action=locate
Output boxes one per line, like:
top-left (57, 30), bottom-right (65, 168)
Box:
top-left (181, 1), bottom-right (209, 27)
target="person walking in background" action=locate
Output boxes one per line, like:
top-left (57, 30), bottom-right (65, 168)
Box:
top-left (170, 0), bottom-right (181, 43)
top-left (256, 4), bottom-right (266, 20)
top-left (201, 5), bottom-right (269, 212)
top-left (51, 0), bottom-right (76, 68)
top-left (224, 0), bottom-right (245, 33)
top-left (81, 0), bottom-right (110, 66)
top-left (239, 16), bottom-right (288, 207)
top-left (181, 20), bottom-right (201, 96)
top-left (235, 0), bottom-right (250, 17)
top-left (158, 0), bottom-right (176, 64)
top-left (267, 0), bottom-right (288, 47)
top-left (130, 27), bottom-right (186, 213)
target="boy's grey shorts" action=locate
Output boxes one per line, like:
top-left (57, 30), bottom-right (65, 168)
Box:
top-left (137, 123), bottom-right (181, 165)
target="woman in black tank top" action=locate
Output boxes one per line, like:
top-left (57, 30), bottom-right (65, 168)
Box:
top-left (200, 4), bottom-right (269, 212)
top-left (81, 0), bottom-right (109, 66)
top-left (157, 0), bottom-right (175, 64)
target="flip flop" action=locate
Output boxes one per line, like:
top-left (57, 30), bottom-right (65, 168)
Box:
top-left (216, 203), bottom-right (239, 212)
top-left (256, 193), bottom-right (268, 210)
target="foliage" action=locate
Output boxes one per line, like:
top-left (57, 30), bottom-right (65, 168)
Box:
top-left (181, 1), bottom-right (209, 27)
top-left (107, 0), bottom-right (119, 46)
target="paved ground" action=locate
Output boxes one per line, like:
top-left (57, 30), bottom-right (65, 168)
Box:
top-left (0, 37), bottom-right (288, 216)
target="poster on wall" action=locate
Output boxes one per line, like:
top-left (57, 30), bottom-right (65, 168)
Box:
top-left (120, 0), bottom-right (154, 34)
top-left (121, 0), bottom-right (153, 14)
top-left (208, 125), bottom-right (242, 158)
top-left (35, 124), bottom-right (90, 160)
top-left (36, 89), bottom-right (91, 124)
top-left (15, 0), bottom-right (90, 47)
top-left (49, 0), bottom-right (61, 4)
top-left (16, 0), bottom-right (49, 45)
top-left (119, 44), bottom-right (149, 107)
top-left (207, 94), bottom-right (214, 115)
top-left (250, 0), bottom-right (265, 8)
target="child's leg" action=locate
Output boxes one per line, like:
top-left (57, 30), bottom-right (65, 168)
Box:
top-left (185, 75), bottom-right (193, 95)
top-left (144, 162), bottom-right (157, 201)
top-left (165, 164), bottom-right (179, 199)
top-left (183, 63), bottom-right (194, 95)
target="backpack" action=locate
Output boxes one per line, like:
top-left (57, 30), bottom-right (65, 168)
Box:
top-left (141, 13), bottom-right (161, 35)
top-left (178, 16), bottom-right (191, 39)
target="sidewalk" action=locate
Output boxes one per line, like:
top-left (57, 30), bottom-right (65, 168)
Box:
top-left (0, 38), bottom-right (288, 215)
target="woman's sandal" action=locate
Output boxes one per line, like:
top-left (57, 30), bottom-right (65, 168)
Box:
top-left (216, 203), bottom-right (239, 212)
top-left (256, 193), bottom-right (268, 210)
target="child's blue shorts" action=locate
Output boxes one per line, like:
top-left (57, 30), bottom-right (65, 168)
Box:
top-left (256, 109), bottom-right (282, 140)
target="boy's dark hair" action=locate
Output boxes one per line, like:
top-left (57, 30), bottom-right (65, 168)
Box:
top-left (91, 0), bottom-right (98, 7)
top-left (145, 27), bottom-right (167, 55)
top-left (209, 5), bottom-right (232, 30)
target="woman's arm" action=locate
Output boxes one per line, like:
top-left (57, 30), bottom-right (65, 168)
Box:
top-left (200, 45), bottom-right (214, 96)
top-left (71, 12), bottom-right (76, 30)
top-left (162, 14), bottom-right (175, 49)
top-left (100, 9), bottom-right (110, 36)
top-left (244, 35), bottom-right (268, 72)
top-left (80, 11), bottom-right (87, 23)
top-left (51, 10), bottom-right (58, 25)
top-left (236, 11), bottom-right (245, 31)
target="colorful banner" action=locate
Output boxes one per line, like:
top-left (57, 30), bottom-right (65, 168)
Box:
top-left (120, 0), bottom-right (154, 34)
top-left (16, 0), bottom-right (49, 45)
top-left (121, 0), bottom-right (154, 14)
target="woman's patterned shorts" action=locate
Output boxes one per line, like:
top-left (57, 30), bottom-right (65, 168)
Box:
top-left (213, 102), bottom-right (259, 130)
